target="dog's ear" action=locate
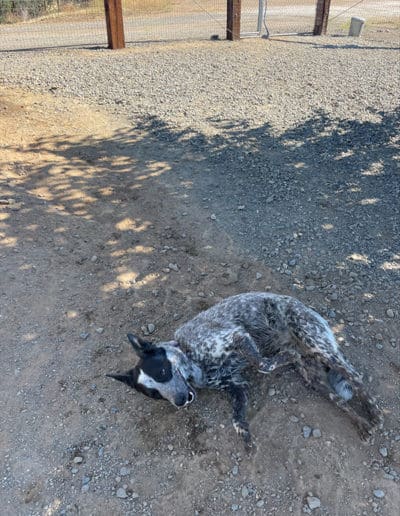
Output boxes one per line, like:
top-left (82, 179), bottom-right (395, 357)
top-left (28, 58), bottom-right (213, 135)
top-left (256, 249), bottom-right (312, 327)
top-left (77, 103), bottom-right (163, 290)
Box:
top-left (127, 333), bottom-right (155, 357)
top-left (106, 371), bottom-right (135, 387)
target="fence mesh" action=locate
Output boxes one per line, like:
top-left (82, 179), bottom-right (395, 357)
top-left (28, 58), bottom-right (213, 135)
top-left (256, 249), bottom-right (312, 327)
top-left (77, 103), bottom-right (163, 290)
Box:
top-left (0, 1), bottom-right (399, 51)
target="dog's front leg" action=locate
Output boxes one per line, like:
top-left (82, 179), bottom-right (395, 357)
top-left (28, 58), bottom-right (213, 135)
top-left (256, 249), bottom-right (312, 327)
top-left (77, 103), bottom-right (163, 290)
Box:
top-left (227, 384), bottom-right (252, 448)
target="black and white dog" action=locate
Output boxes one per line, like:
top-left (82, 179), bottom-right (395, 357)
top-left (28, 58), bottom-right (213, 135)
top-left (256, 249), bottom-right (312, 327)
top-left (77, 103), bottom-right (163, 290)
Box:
top-left (107, 292), bottom-right (382, 445)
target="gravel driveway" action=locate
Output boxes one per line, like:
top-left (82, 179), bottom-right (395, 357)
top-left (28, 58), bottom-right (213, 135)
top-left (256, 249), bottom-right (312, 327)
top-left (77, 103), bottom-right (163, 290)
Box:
top-left (1, 32), bottom-right (399, 515)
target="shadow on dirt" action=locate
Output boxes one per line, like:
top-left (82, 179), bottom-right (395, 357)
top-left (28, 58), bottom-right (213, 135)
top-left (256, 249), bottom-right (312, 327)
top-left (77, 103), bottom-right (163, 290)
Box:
top-left (2, 106), bottom-right (399, 301)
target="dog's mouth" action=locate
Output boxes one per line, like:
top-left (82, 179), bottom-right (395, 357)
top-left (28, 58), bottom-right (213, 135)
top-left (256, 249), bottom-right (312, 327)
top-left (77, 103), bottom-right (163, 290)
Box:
top-left (187, 390), bottom-right (195, 404)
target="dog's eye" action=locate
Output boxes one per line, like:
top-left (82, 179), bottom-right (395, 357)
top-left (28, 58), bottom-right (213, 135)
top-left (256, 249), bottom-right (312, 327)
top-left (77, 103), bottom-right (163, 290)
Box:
top-left (160, 368), bottom-right (167, 377)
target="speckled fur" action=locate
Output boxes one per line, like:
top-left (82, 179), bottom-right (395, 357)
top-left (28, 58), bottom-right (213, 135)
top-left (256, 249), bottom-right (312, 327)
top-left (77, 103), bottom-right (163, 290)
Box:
top-left (174, 292), bottom-right (382, 443)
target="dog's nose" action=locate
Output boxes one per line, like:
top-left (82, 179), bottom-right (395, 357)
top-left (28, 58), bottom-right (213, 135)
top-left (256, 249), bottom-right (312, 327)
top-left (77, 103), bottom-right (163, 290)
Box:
top-left (174, 390), bottom-right (195, 407)
top-left (174, 393), bottom-right (188, 407)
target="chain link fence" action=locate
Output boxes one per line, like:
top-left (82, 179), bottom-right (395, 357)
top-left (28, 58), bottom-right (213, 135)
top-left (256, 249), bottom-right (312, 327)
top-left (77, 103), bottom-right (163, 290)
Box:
top-left (0, 1), bottom-right (399, 51)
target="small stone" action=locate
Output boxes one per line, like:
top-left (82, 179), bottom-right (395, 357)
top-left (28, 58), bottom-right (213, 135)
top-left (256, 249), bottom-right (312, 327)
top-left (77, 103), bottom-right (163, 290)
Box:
top-left (232, 465), bottom-right (239, 476)
top-left (168, 263), bottom-right (179, 272)
top-left (268, 388), bottom-right (276, 397)
top-left (386, 309), bottom-right (395, 318)
top-left (81, 484), bottom-right (89, 493)
top-left (82, 476), bottom-right (91, 485)
top-left (131, 492), bottom-right (139, 499)
top-left (289, 415), bottom-right (299, 423)
top-left (307, 496), bottom-right (321, 510)
top-left (256, 500), bottom-right (265, 507)
top-left (116, 487), bottom-right (128, 499)
top-left (302, 426), bottom-right (312, 439)
top-left (120, 467), bottom-right (130, 476)
top-left (71, 468), bottom-right (79, 474)
top-left (373, 489), bottom-right (385, 498)
top-left (91, 255), bottom-right (98, 262)
top-left (312, 428), bottom-right (322, 438)
top-left (167, 444), bottom-right (174, 451)
top-left (96, 327), bottom-right (104, 334)
top-left (256, 273), bottom-right (263, 280)
top-left (79, 333), bottom-right (90, 340)
top-left (73, 456), bottom-right (83, 464)
top-left (147, 323), bottom-right (155, 334)
top-left (379, 447), bottom-right (388, 458)
top-left (231, 504), bottom-right (239, 512)
top-left (241, 486), bottom-right (249, 498)
top-left (210, 214), bottom-right (217, 220)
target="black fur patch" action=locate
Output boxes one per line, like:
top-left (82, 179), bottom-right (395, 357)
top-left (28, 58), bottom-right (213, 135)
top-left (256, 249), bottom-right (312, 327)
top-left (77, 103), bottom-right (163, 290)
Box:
top-left (140, 347), bottom-right (173, 383)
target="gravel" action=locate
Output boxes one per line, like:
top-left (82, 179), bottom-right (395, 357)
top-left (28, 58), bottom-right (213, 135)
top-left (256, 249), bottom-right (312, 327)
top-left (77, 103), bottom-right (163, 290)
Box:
top-left (1, 37), bottom-right (398, 313)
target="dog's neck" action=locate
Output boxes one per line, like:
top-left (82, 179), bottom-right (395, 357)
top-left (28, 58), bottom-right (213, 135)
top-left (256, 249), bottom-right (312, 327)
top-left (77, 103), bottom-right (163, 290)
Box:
top-left (187, 361), bottom-right (205, 388)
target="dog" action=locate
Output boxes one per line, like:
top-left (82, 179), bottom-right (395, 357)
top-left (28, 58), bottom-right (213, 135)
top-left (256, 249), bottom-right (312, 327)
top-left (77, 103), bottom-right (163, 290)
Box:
top-left (107, 292), bottom-right (382, 446)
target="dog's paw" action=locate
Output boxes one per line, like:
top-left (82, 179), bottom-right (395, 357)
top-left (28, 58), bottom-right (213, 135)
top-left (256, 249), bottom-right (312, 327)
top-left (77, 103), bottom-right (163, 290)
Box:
top-left (257, 359), bottom-right (276, 374)
top-left (233, 420), bottom-right (252, 448)
top-left (356, 420), bottom-right (375, 443)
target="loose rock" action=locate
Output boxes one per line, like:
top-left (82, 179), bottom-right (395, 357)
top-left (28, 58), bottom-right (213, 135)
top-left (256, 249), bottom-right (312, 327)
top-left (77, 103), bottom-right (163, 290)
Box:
top-left (116, 487), bottom-right (128, 499)
top-left (307, 496), bottom-right (321, 510)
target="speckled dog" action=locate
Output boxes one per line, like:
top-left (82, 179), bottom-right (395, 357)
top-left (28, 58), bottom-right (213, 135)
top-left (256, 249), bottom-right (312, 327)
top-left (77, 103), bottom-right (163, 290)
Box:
top-left (108, 292), bottom-right (382, 446)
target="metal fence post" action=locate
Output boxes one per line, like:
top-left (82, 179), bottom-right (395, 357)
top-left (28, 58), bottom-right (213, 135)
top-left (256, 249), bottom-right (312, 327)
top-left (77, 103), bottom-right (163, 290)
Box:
top-left (227, 0), bottom-right (241, 41)
top-left (104, 0), bottom-right (125, 49)
top-left (313, 0), bottom-right (331, 35)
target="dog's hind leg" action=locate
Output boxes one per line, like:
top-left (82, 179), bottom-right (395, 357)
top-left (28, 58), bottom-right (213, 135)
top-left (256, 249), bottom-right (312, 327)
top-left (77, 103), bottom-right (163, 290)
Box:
top-left (328, 362), bottom-right (382, 430)
top-left (226, 383), bottom-right (252, 448)
top-left (232, 332), bottom-right (268, 371)
top-left (257, 349), bottom-right (299, 374)
top-left (232, 332), bottom-right (296, 374)
top-left (298, 359), bottom-right (380, 440)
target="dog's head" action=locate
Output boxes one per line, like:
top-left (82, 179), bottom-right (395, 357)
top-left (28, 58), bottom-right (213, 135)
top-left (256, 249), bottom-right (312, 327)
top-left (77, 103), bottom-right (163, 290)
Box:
top-left (107, 334), bottom-right (196, 408)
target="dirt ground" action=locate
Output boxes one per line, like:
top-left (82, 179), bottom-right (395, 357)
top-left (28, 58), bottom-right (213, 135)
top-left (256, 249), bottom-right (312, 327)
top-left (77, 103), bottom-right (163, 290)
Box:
top-left (0, 79), bottom-right (399, 516)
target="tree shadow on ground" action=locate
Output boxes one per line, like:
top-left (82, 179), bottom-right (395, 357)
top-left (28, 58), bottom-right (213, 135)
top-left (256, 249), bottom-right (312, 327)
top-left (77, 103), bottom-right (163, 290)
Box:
top-left (2, 105), bottom-right (399, 303)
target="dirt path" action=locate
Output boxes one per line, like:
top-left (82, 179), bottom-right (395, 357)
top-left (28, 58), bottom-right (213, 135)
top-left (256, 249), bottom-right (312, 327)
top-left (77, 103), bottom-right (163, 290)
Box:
top-left (0, 80), bottom-right (399, 516)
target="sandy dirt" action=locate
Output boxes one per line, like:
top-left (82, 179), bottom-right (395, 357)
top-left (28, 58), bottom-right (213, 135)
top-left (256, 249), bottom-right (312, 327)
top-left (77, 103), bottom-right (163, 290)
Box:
top-left (0, 83), bottom-right (399, 516)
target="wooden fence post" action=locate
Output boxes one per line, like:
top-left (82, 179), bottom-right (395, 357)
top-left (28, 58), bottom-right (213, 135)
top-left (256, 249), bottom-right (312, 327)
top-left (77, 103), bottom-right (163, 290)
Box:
top-left (104, 0), bottom-right (125, 49)
top-left (313, 0), bottom-right (331, 35)
top-left (227, 0), bottom-right (241, 41)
